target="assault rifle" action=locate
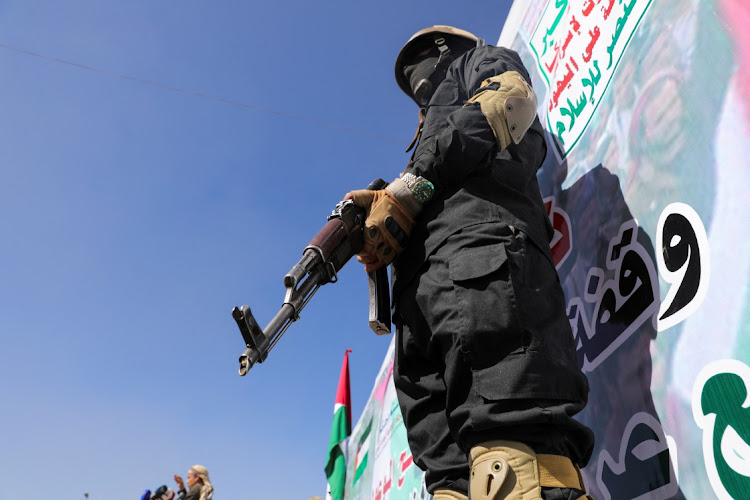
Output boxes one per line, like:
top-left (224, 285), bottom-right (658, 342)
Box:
top-left (232, 178), bottom-right (391, 376)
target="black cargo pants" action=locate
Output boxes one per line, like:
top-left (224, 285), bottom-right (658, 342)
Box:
top-left (392, 222), bottom-right (593, 496)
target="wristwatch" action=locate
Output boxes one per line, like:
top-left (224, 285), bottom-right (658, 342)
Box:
top-left (400, 173), bottom-right (435, 204)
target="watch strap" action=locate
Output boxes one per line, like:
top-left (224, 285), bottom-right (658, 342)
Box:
top-left (386, 178), bottom-right (422, 216)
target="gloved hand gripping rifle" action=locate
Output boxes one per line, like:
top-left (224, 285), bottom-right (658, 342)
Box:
top-left (232, 179), bottom-right (391, 376)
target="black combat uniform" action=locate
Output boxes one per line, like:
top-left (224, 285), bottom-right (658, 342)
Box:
top-left (391, 44), bottom-right (595, 494)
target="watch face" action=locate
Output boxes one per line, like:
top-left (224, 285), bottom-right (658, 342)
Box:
top-left (412, 180), bottom-right (434, 203)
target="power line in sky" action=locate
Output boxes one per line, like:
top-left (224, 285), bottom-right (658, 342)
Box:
top-left (0, 42), bottom-right (407, 146)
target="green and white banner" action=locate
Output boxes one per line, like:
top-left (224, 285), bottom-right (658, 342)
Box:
top-left (344, 342), bottom-right (429, 500)
top-left (346, 0), bottom-right (750, 498)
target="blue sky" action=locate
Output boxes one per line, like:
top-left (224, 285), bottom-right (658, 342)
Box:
top-left (0, 1), bottom-right (511, 498)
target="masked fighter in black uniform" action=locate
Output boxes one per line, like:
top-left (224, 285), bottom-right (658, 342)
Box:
top-left (347, 26), bottom-right (595, 500)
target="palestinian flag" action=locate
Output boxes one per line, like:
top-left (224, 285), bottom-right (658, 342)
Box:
top-left (325, 349), bottom-right (352, 500)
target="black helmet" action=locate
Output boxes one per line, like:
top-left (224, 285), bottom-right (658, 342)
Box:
top-left (395, 25), bottom-right (484, 106)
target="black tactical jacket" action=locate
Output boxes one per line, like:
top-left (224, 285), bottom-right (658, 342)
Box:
top-left (394, 44), bottom-right (553, 293)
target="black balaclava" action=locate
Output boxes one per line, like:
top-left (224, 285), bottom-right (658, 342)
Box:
top-left (403, 55), bottom-right (441, 107)
top-left (402, 35), bottom-right (477, 107)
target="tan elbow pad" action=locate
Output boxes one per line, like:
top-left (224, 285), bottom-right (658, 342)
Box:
top-left (465, 71), bottom-right (538, 151)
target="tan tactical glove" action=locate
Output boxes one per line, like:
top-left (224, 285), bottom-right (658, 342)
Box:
top-left (465, 70), bottom-right (538, 151)
top-left (349, 178), bottom-right (421, 266)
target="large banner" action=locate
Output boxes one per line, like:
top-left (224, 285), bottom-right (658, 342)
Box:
top-left (346, 0), bottom-right (750, 498)
top-left (344, 342), bottom-right (429, 500)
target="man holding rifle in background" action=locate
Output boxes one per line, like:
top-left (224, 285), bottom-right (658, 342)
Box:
top-left (346, 26), bottom-right (594, 500)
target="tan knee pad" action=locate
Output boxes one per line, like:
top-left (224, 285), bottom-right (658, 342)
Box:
top-left (432, 488), bottom-right (469, 500)
top-left (469, 440), bottom-right (542, 500)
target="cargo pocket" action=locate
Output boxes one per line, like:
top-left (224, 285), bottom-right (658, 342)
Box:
top-left (449, 242), bottom-right (527, 381)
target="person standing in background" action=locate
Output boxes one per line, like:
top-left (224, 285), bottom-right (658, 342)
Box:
top-left (174, 465), bottom-right (213, 500)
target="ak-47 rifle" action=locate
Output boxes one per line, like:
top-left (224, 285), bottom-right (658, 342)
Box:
top-left (232, 178), bottom-right (391, 376)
